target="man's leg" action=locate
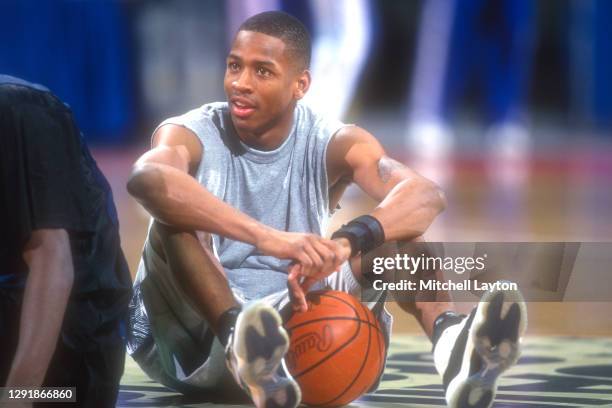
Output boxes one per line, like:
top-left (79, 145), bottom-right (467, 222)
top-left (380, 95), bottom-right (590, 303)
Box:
top-left (350, 238), bottom-right (527, 408)
top-left (151, 222), bottom-right (239, 341)
top-left (149, 222), bottom-right (300, 408)
top-left (349, 237), bottom-right (454, 338)
top-left (434, 287), bottom-right (526, 408)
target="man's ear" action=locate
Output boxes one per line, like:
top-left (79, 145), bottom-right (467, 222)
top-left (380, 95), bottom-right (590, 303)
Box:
top-left (294, 69), bottom-right (311, 100)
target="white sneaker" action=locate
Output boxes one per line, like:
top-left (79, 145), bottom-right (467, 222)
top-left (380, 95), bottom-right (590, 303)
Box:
top-left (435, 284), bottom-right (527, 408)
top-left (225, 302), bottom-right (301, 408)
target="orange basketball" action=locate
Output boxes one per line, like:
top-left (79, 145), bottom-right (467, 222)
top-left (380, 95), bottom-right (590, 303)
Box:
top-left (284, 290), bottom-right (386, 407)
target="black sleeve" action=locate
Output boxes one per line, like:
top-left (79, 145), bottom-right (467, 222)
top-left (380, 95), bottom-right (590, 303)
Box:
top-left (1, 99), bottom-right (98, 255)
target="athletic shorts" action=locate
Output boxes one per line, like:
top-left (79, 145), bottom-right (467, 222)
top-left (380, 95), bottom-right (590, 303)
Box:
top-left (128, 240), bottom-right (393, 395)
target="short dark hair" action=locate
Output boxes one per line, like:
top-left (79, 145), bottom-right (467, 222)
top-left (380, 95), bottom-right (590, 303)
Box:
top-left (238, 11), bottom-right (311, 70)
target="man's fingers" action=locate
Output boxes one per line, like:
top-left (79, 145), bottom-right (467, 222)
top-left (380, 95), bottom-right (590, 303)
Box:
top-left (299, 276), bottom-right (318, 294)
top-left (303, 243), bottom-right (324, 272)
top-left (311, 239), bottom-right (337, 272)
top-left (288, 263), bottom-right (300, 276)
top-left (297, 252), bottom-right (312, 268)
top-left (306, 245), bottom-right (323, 268)
top-left (297, 252), bottom-right (314, 278)
top-left (287, 267), bottom-right (308, 312)
top-left (322, 239), bottom-right (348, 266)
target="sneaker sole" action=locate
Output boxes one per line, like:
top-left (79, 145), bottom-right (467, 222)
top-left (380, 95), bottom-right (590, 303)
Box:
top-left (448, 285), bottom-right (527, 408)
top-left (233, 303), bottom-right (301, 408)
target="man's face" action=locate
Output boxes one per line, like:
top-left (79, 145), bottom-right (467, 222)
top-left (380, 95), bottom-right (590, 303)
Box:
top-left (224, 30), bottom-right (306, 136)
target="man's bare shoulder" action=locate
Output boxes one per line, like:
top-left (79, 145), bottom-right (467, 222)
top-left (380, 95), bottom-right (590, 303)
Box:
top-left (153, 124), bottom-right (199, 148)
top-left (326, 125), bottom-right (385, 182)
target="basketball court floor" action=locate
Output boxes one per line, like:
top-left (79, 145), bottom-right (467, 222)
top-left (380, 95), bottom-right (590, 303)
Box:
top-left (118, 336), bottom-right (612, 407)
top-left (94, 139), bottom-right (612, 407)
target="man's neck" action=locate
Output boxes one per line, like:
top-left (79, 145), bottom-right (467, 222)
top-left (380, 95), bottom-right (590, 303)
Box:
top-left (234, 107), bottom-right (295, 151)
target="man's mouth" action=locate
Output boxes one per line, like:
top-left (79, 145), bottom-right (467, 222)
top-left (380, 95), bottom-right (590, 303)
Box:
top-left (230, 98), bottom-right (256, 119)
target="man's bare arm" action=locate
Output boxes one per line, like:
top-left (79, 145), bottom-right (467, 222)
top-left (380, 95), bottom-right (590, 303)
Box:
top-left (5, 229), bottom-right (73, 388)
top-left (288, 126), bottom-right (447, 311)
top-left (127, 125), bottom-right (271, 247)
top-left (127, 125), bottom-right (345, 274)
top-left (327, 126), bottom-right (446, 242)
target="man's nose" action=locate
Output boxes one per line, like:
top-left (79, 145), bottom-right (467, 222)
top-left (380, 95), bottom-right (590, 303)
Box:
top-left (232, 69), bottom-right (253, 93)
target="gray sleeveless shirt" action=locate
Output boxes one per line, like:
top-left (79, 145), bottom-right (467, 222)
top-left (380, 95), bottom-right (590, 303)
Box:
top-left (158, 102), bottom-right (346, 301)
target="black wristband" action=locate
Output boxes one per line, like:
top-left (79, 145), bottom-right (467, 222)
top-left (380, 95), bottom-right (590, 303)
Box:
top-left (331, 215), bottom-right (385, 257)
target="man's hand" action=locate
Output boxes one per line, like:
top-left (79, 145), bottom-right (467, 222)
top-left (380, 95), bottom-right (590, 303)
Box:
top-left (257, 229), bottom-right (347, 313)
top-left (331, 237), bottom-right (352, 264)
top-left (256, 230), bottom-right (347, 277)
top-left (285, 236), bottom-right (353, 312)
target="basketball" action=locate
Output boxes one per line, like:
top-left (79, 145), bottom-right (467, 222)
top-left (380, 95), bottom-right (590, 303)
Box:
top-left (284, 290), bottom-right (386, 407)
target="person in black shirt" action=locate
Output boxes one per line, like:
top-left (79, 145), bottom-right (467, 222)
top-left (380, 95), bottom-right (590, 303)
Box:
top-left (0, 75), bottom-right (132, 407)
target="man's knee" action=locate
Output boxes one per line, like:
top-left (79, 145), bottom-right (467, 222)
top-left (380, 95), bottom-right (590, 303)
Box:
top-left (152, 221), bottom-right (196, 242)
top-left (151, 221), bottom-right (213, 252)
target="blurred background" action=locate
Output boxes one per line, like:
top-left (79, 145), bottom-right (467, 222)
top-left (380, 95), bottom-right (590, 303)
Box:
top-left (2, 0), bottom-right (611, 334)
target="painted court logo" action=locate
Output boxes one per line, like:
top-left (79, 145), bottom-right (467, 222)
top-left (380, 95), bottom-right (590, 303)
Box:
top-left (286, 324), bottom-right (333, 369)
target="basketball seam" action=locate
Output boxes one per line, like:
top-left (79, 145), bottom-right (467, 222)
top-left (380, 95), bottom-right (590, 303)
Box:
top-left (287, 291), bottom-right (386, 404)
top-left (320, 301), bottom-right (375, 406)
top-left (287, 292), bottom-right (382, 333)
top-left (291, 295), bottom-right (363, 381)
top-left (292, 326), bottom-right (359, 380)
top-left (286, 316), bottom-right (381, 331)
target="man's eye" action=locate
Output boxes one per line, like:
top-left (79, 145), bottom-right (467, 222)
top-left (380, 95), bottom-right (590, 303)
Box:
top-left (228, 62), bottom-right (240, 71)
top-left (257, 67), bottom-right (271, 77)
